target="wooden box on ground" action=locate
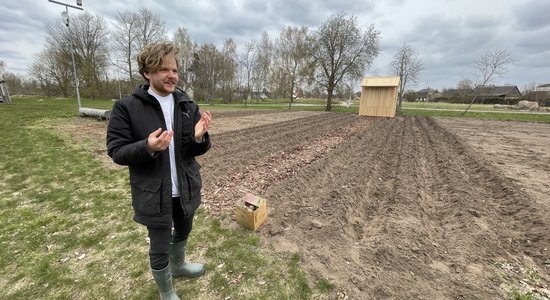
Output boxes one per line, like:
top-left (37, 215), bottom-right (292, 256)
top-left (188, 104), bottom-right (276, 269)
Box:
top-left (236, 193), bottom-right (268, 231)
top-left (359, 76), bottom-right (400, 118)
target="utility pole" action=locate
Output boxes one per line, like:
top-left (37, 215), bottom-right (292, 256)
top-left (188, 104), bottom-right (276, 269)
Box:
top-left (48, 0), bottom-right (83, 110)
top-left (116, 60), bottom-right (122, 99)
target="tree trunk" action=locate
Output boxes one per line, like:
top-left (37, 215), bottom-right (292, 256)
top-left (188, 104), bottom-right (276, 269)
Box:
top-left (288, 81), bottom-right (295, 110)
top-left (326, 84), bottom-right (334, 111)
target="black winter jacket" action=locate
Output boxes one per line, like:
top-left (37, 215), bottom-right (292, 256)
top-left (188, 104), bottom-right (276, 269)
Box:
top-left (106, 85), bottom-right (211, 228)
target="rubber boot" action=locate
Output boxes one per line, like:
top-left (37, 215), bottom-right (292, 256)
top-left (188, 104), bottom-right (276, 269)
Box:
top-left (151, 264), bottom-right (181, 300)
top-left (169, 240), bottom-right (205, 278)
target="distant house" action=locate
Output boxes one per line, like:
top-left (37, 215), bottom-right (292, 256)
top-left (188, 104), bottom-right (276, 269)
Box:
top-left (243, 88), bottom-right (270, 100)
top-left (473, 85), bottom-right (521, 104)
top-left (535, 83), bottom-right (550, 92)
top-left (434, 85), bottom-right (521, 104)
top-left (435, 89), bottom-right (463, 102)
top-left (250, 89), bottom-right (269, 100)
top-left (415, 88), bottom-right (436, 102)
top-left (529, 84), bottom-right (550, 107)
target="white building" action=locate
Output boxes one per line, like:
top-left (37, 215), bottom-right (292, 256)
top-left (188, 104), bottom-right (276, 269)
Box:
top-left (535, 83), bottom-right (550, 92)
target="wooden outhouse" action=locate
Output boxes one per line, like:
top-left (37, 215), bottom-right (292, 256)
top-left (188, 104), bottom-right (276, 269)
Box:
top-left (359, 76), bottom-right (400, 117)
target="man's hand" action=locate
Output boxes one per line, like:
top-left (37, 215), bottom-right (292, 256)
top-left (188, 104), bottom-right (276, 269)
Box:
top-left (146, 128), bottom-right (173, 153)
top-left (194, 111), bottom-right (211, 141)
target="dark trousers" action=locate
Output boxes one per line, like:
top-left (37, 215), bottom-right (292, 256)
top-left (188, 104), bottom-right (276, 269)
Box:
top-left (147, 197), bottom-right (194, 270)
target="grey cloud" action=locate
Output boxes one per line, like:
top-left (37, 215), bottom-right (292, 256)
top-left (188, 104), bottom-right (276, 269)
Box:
top-left (515, 27), bottom-right (550, 52)
top-left (513, 0), bottom-right (550, 31)
top-left (242, 1), bottom-right (270, 13)
top-left (0, 0), bottom-right (547, 90)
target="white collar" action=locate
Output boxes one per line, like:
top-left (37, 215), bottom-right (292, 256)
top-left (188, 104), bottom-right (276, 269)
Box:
top-left (148, 88), bottom-right (173, 102)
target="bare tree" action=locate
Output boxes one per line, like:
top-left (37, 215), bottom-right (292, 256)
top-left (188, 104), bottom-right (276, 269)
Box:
top-left (220, 38), bottom-right (238, 102)
top-left (173, 27), bottom-right (195, 90)
top-left (43, 12), bottom-right (109, 99)
top-left (389, 43), bottom-right (423, 111)
top-left (43, 20), bottom-right (76, 96)
top-left (112, 10), bottom-right (140, 83)
top-left (252, 32), bottom-right (273, 99)
top-left (462, 48), bottom-right (513, 115)
top-left (135, 8), bottom-right (167, 51)
top-left (457, 78), bottom-right (473, 103)
top-left (29, 61), bottom-right (52, 96)
top-left (309, 13), bottom-right (381, 111)
top-left (111, 8), bottom-right (166, 87)
top-left (521, 82), bottom-right (548, 105)
top-left (31, 47), bottom-right (72, 97)
top-left (189, 43), bottom-right (224, 101)
top-left (239, 40), bottom-right (256, 104)
top-left (341, 72), bottom-right (362, 108)
top-left (273, 26), bottom-right (310, 108)
top-left (69, 12), bottom-right (110, 99)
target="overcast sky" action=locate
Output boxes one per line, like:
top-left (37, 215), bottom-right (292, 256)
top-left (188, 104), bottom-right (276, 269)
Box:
top-left (1, 0), bottom-right (549, 91)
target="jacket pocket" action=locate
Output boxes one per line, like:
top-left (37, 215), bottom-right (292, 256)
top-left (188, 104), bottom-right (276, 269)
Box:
top-left (130, 177), bottom-right (162, 216)
top-left (187, 170), bottom-right (202, 191)
top-left (186, 162), bottom-right (203, 202)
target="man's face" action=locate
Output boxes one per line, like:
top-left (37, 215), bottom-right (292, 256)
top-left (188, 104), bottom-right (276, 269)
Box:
top-left (144, 54), bottom-right (179, 96)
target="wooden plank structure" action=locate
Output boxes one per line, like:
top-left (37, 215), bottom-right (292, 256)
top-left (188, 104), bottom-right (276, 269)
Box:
top-left (359, 76), bottom-right (400, 117)
top-left (0, 80), bottom-right (12, 104)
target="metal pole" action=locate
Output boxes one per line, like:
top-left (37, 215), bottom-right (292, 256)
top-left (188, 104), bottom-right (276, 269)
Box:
top-left (70, 49), bottom-right (82, 109)
top-left (65, 6), bottom-right (81, 110)
top-left (49, 0), bottom-right (83, 111)
top-left (116, 60), bottom-right (122, 99)
top-left (49, 0), bottom-right (83, 10)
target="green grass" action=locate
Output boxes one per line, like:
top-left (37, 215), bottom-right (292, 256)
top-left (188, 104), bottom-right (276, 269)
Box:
top-left (196, 98), bottom-right (550, 122)
top-left (402, 101), bottom-right (493, 111)
top-left (512, 291), bottom-right (538, 300)
top-left (0, 96), bottom-right (334, 299)
top-left (399, 108), bottom-right (550, 122)
top-left (400, 102), bottom-right (550, 122)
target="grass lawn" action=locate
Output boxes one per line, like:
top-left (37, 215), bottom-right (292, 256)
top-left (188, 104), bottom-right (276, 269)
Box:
top-left (0, 97), bottom-right (333, 299)
top-left (187, 97), bottom-right (550, 122)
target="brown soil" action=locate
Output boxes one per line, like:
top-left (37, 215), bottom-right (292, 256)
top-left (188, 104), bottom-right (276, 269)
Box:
top-left (198, 113), bottom-right (550, 299)
top-left (70, 110), bottom-right (549, 299)
top-left (206, 109), bottom-right (327, 134)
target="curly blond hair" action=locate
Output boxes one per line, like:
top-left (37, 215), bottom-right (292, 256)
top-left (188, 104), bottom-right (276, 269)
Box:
top-left (137, 42), bottom-right (180, 81)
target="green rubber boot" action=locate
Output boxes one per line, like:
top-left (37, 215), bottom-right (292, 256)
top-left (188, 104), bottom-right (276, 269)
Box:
top-left (151, 264), bottom-right (180, 300)
top-left (169, 240), bottom-right (205, 278)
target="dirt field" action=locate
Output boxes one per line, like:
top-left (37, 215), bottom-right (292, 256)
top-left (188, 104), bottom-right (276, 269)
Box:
top-left (70, 110), bottom-right (549, 299)
top-left (198, 111), bottom-right (549, 299)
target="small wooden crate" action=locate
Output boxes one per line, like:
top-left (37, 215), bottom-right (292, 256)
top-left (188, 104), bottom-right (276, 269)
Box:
top-left (236, 194), bottom-right (268, 231)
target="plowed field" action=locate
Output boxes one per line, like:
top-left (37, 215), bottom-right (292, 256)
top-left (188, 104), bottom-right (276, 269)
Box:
top-left (198, 111), bottom-right (550, 299)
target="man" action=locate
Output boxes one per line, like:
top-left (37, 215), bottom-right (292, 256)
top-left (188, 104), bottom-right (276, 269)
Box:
top-left (107, 42), bottom-right (211, 300)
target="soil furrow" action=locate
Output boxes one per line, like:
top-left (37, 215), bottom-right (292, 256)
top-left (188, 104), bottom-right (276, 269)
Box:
top-left (199, 113), bottom-right (360, 188)
top-left (260, 116), bottom-right (549, 299)
top-left (200, 115), bottom-right (372, 215)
